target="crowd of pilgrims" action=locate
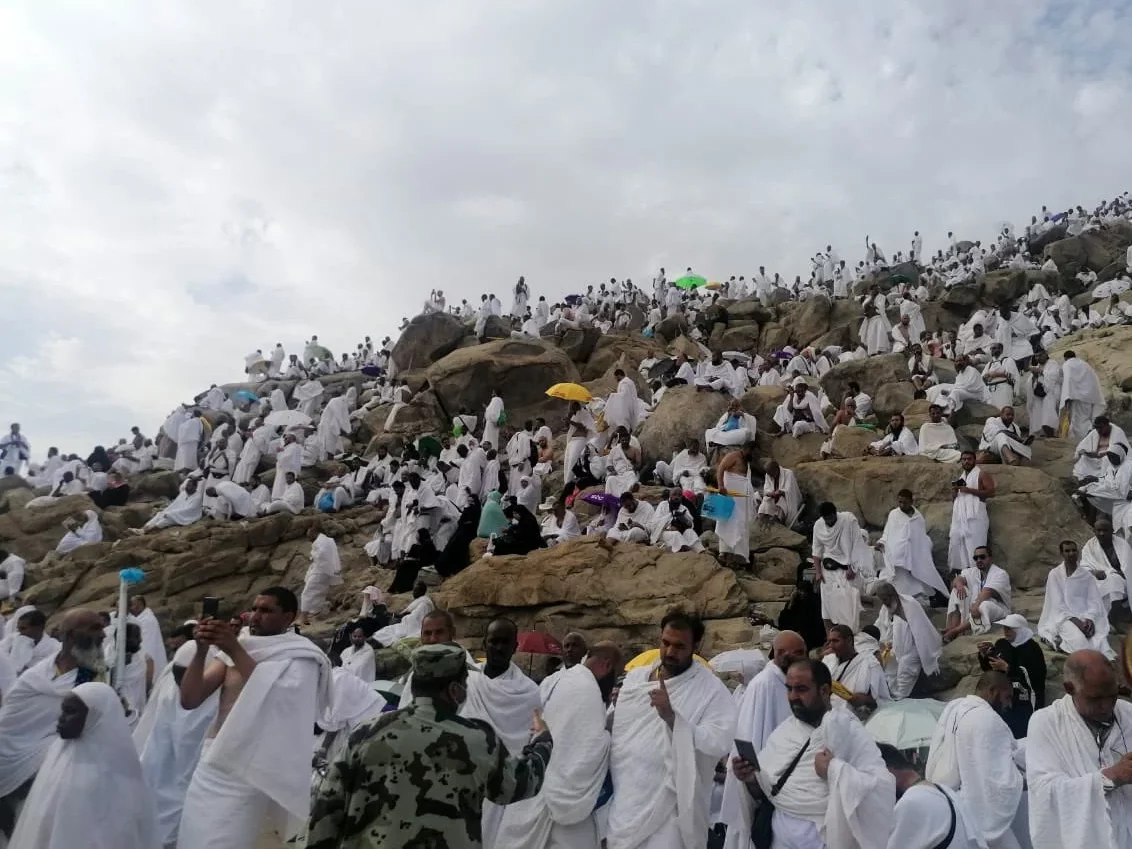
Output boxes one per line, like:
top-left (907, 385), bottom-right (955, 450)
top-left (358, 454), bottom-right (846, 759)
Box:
top-left (1, 193), bottom-right (1132, 847)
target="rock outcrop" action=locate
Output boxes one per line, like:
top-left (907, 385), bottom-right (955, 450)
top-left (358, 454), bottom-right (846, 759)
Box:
top-left (390, 312), bottom-right (468, 372)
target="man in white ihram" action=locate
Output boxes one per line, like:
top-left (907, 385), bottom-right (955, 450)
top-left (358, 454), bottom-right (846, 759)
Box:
top-left (1027, 649), bottom-right (1132, 849)
top-left (875, 489), bottom-right (949, 602)
top-left (875, 581), bottom-right (943, 700)
top-left (883, 742), bottom-right (984, 849)
top-left (495, 642), bottom-right (623, 849)
top-left (942, 545), bottom-right (1012, 642)
top-left (720, 631), bottom-right (809, 849)
top-left (299, 531), bottom-right (343, 626)
top-left (948, 451), bottom-right (995, 572)
top-left (926, 670), bottom-right (1024, 849)
top-left (811, 502), bottom-right (868, 631)
top-left (606, 610), bottom-right (735, 849)
top-left (1037, 538), bottom-right (1115, 659)
top-left (730, 658), bottom-right (894, 849)
top-left (177, 587), bottom-right (331, 849)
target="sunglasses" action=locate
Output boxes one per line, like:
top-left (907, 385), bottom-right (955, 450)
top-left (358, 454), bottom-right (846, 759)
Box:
top-left (973, 554), bottom-right (988, 561)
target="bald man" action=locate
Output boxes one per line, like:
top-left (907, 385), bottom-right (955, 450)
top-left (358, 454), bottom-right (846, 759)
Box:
top-left (1028, 650), bottom-right (1132, 848)
top-left (540, 631), bottom-right (588, 703)
top-left (0, 608), bottom-right (106, 833)
top-left (719, 630), bottom-right (808, 849)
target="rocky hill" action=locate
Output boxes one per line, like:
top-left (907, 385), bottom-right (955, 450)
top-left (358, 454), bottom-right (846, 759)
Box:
top-left (5, 220), bottom-right (1132, 698)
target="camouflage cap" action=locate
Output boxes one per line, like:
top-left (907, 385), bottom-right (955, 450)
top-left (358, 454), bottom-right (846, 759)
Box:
top-left (411, 643), bottom-right (469, 682)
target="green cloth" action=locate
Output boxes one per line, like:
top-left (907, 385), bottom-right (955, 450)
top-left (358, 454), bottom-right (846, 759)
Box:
top-left (477, 492), bottom-right (509, 538)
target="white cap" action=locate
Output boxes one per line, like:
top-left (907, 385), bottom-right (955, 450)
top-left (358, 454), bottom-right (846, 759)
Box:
top-left (994, 613), bottom-right (1029, 629)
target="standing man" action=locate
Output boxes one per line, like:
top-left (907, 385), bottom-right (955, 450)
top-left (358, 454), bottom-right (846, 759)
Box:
top-left (0, 423), bottom-right (30, 475)
top-left (539, 631), bottom-right (588, 702)
top-left (606, 610), bottom-right (735, 849)
top-left (306, 643), bottom-right (553, 849)
top-left (175, 411), bottom-right (204, 473)
top-left (299, 531), bottom-right (343, 626)
top-left (948, 450), bottom-right (995, 572)
top-left (811, 502), bottom-right (868, 632)
top-left (716, 442), bottom-right (756, 568)
top-left (177, 587), bottom-right (332, 849)
top-left (128, 594), bottom-right (168, 672)
top-left (1027, 650), bottom-right (1132, 848)
top-left (875, 489), bottom-right (948, 601)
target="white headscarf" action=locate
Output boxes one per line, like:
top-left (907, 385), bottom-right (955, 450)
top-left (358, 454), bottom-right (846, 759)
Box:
top-left (10, 681), bottom-right (159, 849)
top-left (994, 613), bottom-right (1035, 648)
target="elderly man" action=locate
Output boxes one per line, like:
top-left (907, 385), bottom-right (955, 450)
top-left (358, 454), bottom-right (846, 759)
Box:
top-left (875, 581), bottom-right (943, 700)
top-left (979, 406), bottom-right (1032, 465)
top-left (696, 351), bottom-right (737, 395)
top-left (772, 378), bottom-right (828, 438)
top-left (1027, 650), bottom-right (1132, 849)
top-left (705, 399), bottom-right (758, 450)
top-left (943, 545), bottom-right (1012, 642)
top-left (811, 502), bottom-right (868, 631)
top-left (1037, 539), bottom-right (1116, 659)
top-left (654, 438), bottom-right (708, 491)
top-left (926, 671), bottom-right (1024, 849)
top-left (538, 631), bottom-right (588, 702)
top-left (606, 610), bottom-right (735, 849)
top-left (730, 658), bottom-right (894, 849)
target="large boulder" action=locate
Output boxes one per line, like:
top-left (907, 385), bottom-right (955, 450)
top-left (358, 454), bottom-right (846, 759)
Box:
top-left (432, 537), bottom-right (748, 654)
top-left (793, 458), bottom-right (1089, 587)
top-left (426, 339), bottom-right (581, 432)
top-left (820, 353), bottom-right (910, 408)
top-left (656, 315), bottom-right (688, 344)
top-left (726, 299), bottom-right (774, 324)
top-left (1028, 222), bottom-right (1069, 257)
top-left (759, 323), bottom-right (790, 353)
top-left (358, 389), bottom-right (448, 446)
top-left (778, 296), bottom-right (832, 349)
top-left (1048, 326), bottom-right (1132, 432)
top-left (582, 335), bottom-right (662, 382)
top-left (0, 494), bottom-right (97, 562)
top-left (979, 269), bottom-right (1029, 305)
top-left (716, 324), bottom-right (762, 354)
top-left (639, 385), bottom-right (732, 462)
top-left (559, 328), bottom-right (602, 364)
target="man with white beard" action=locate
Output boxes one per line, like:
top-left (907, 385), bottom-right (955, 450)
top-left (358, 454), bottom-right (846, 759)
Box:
top-left (730, 658), bottom-right (894, 849)
top-left (811, 502), bottom-right (868, 631)
top-left (606, 610), bottom-right (735, 849)
top-left (177, 587), bottom-right (332, 849)
top-left (875, 489), bottom-right (948, 601)
top-left (874, 583), bottom-right (942, 703)
top-left (495, 642), bottom-right (623, 849)
top-left (461, 618), bottom-right (543, 847)
top-left (943, 545), bottom-right (1013, 642)
top-left (1027, 649), bottom-right (1132, 849)
top-left (1037, 539), bottom-right (1115, 659)
top-left (175, 411), bottom-right (204, 472)
top-left (926, 671), bottom-right (1024, 849)
top-left (0, 608), bottom-right (105, 839)
top-left (719, 631), bottom-right (808, 849)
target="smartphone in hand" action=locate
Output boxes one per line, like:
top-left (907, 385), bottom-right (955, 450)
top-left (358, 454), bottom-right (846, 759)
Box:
top-left (734, 739), bottom-right (760, 771)
top-left (201, 596), bottom-right (220, 619)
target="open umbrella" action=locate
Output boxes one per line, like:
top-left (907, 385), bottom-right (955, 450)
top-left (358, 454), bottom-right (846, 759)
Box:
top-left (625, 648), bottom-right (709, 671)
top-left (673, 274), bottom-right (708, 290)
top-left (264, 410), bottom-right (313, 429)
top-left (708, 648), bottom-right (767, 678)
top-left (546, 382), bottom-right (593, 403)
top-left (864, 698), bottom-right (945, 750)
top-left (361, 365), bottom-right (384, 377)
top-left (581, 491), bottom-right (621, 509)
top-left (517, 632), bottom-right (563, 655)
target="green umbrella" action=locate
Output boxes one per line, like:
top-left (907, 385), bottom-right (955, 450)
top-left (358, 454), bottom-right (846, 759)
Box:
top-left (673, 274), bottom-right (708, 290)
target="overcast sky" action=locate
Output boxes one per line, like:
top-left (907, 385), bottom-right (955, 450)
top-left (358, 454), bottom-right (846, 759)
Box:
top-left (2, 0), bottom-right (1130, 461)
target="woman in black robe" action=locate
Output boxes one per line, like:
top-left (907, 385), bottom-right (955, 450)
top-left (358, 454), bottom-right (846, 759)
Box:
top-left (977, 615), bottom-right (1047, 738)
top-left (491, 503), bottom-right (546, 556)
top-left (435, 495), bottom-right (482, 578)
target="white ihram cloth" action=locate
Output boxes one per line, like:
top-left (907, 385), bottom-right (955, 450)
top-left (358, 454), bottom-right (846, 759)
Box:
top-left (300, 533), bottom-right (342, 614)
top-left (927, 366), bottom-right (990, 413)
top-left (176, 632), bottom-right (332, 849)
top-left (483, 396), bottom-right (505, 449)
top-left (495, 664), bottom-right (610, 849)
top-left (878, 507), bottom-right (948, 598)
top-left (606, 660), bottom-right (735, 849)
top-left (948, 466), bottom-right (990, 571)
top-left (605, 376), bottom-right (641, 432)
top-left (134, 643), bottom-right (219, 846)
top-left (1080, 535), bottom-right (1132, 606)
top-left (604, 443), bottom-right (638, 499)
top-left (1059, 357), bottom-right (1106, 440)
top-left (271, 441), bottom-right (303, 500)
top-left (927, 696), bottom-right (1023, 849)
top-left (889, 782), bottom-right (986, 849)
top-left (372, 594), bottom-right (434, 646)
top-left (773, 390), bottom-right (827, 438)
top-left (145, 486), bottom-right (204, 530)
top-left (340, 643), bottom-right (376, 682)
top-left (919, 421), bottom-right (963, 464)
top-left (55, 509), bottom-right (102, 554)
top-left (460, 661), bottom-right (543, 847)
top-left (0, 653), bottom-right (78, 797)
top-left (316, 395), bottom-right (351, 459)
top-left (1036, 563), bottom-right (1115, 659)
top-left (719, 663), bottom-right (791, 849)
top-left (717, 470), bottom-right (753, 556)
top-left (869, 427), bottom-right (920, 456)
top-left (1, 634), bottom-right (60, 676)
top-left (706, 411), bottom-right (758, 447)
top-left (980, 417), bottom-right (1031, 461)
top-left (947, 564), bottom-right (1013, 635)
top-left (648, 501), bottom-right (702, 552)
top-left (0, 552), bottom-right (26, 601)
top-left (134, 606), bottom-right (167, 672)
top-left (1025, 358), bottom-right (1062, 435)
top-left (879, 595), bottom-right (943, 699)
top-left (1027, 694), bottom-right (1132, 849)
top-left (1072, 423), bottom-right (1130, 480)
top-left (812, 512), bottom-right (869, 628)
top-left (318, 668), bottom-right (385, 765)
top-left (758, 468), bottom-right (803, 527)
top-left (10, 682), bottom-right (158, 849)
top-left (755, 710), bottom-right (895, 849)
top-left (174, 416), bottom-right (203, 471)
top-left (823, 652), bottom-right (891, 714)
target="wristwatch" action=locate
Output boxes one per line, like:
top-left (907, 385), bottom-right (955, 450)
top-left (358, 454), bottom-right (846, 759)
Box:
top-left (1101, 773), bottom-right (1116, 794)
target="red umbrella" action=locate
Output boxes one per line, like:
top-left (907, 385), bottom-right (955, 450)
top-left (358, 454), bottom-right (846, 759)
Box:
top-left (517, 631), bottom-right (562, 656)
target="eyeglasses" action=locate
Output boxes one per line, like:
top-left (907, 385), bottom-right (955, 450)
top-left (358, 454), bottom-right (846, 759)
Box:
top-left (973, 554), bottom-right (988, 561)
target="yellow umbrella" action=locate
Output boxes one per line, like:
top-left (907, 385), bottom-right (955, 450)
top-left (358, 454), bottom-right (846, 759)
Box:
top-left (624, 648), bottom-right (709, 671)
top-left (546, 382), bottom-right (593, 403)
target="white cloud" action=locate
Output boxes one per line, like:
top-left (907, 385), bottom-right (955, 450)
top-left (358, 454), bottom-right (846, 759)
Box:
top-left (1, 0), bottom-right (1130, 457)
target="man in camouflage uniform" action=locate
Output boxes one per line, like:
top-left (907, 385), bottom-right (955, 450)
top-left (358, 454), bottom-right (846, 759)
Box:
top-left (305, 642), bottom-right (553, 849)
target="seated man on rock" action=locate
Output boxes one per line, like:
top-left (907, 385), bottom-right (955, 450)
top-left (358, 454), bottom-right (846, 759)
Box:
top-left (654, 438), bottom-right (707, 492)
top-left (694, 351), bottom-right (738, 395)
top-left (866, 412), bottom-right (919, 456)
top-left (755, 460), bottom-right (803, 527)
top-left (205, 480), bottom-right (257, 521)
top-left (131, 477), bottom-right (204, 534)
top-left (942, 545), bottom-right (1012, 642)
top-left (1037, 538), bottom-right (1116, 659)
top-left (648, 488), bottom-right (703, 553)
top-left (704, 399), bottom-right (757, 453)
top-left (978, 405), bottom-right (1032, 466)
top-left (917, 403), bottom-right (962, 463)
top-left (1080, 517), bottom-right (1131, 618)
top-left (771, 377), bottom-right (828, 438)
top-left (606, 490), bottom-right (655, 544)
top-left (260, 470), bottom-right (306, 515)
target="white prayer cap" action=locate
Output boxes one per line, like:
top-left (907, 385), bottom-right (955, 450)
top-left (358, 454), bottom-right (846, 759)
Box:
top-left (994, 613), bottom-right (1029, 630)
top-left (792, 376), bottom-right (808, 388)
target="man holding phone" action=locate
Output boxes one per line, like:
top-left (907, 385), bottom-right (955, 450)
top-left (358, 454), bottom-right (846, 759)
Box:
top-left (176, 587), bottom-right (331, 849)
